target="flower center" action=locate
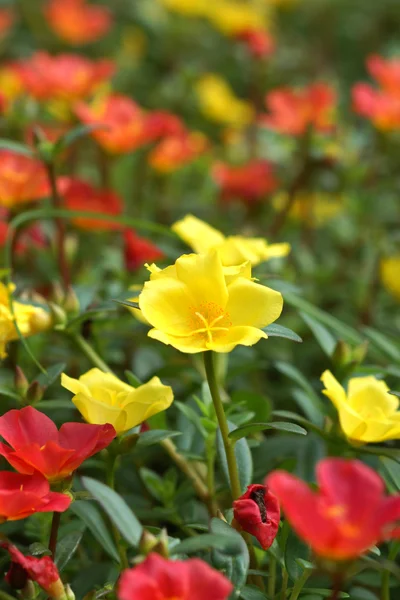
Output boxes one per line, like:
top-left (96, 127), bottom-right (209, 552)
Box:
top-left (188, 301), bottom-right (231, 344)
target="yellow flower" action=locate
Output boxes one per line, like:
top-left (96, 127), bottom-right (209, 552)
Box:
top-left (381, 255), bottom-right (400, 302)
top-left (0, 67), bottom-right (23, 111)
top-left (273, 191), bottom-right (343, 227)
top-left (321, 370), bottom-right (400, 443)
top-left (206, 1), bottom-right (267, 35)
top-left (61, 368), bottom-right (173, 434)
top-left (196, 74), bottom-right (254, 128)
top-left (0, 283), bottom-right (51, 360)
top-left (137, 249), bottom-right (283, 353)
top-left (158, 0), bottom-right (209, 16)
top-left (172, 214), bottom-right (290, 266)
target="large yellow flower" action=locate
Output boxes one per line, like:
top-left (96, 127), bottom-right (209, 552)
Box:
top-left (138, 250), bottom-right (283, 353)
top-left (381, 255), bottom-right (400, 302)
top-left (172, 214), bottom-right (290, 267)
top-left (61, 369), bottom-right (173, 434)
top-left (0, 283), bottom-right (51, 359)
top-left (196, 74), bottom-right (254, 128)
top-left (321, 370), bottom-right (400, 443)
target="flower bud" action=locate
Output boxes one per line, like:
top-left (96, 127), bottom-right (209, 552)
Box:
top-left (65, 584), bottom-right (75, 600)
top-left (63, 287), bottom-right (80, 315)
top-left (14, 366), bottom-right (29, 397)
top-left (26, 381), bottom-right (44, 405)
top-left (48, 302), bottom-right (67, 330)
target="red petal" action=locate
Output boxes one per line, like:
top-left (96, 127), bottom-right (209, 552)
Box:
top-left (0, 407), bottom-right (58, 448)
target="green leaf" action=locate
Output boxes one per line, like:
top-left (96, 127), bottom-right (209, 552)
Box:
top-left (137, 430), bottom-right (182, 447)
top-left (285, 530), bottom-right (310, 581)
top-left (175, 401), bottom-right (207, 437)
top-left (36, 362), bottom-right (67, 388)
top-left (55, 530), bottom-right (84, 571)
top-left (82, 477), bottom-right (143, 548)
top-left (210, 518), bottom-right (249, 591)
top-left (302, 590), bottom-right (349, 598)
top-left (228, 421), bottom-right (307, 442)
top-left (381, 457), bottom-right (400, 491)
top-left (171, 533), bottom-right (243, 556)
top-left (115, 299), bottom-right (140, 309)
top-left (240, 585), bottom-right (268, 600)
top-left (274, 361), bottom-right (324, 426)
top-left (0, 139), bottom-right (34, 157)
top-left (300, 311), bottom-right (336, 356)
top-left (263, 323), bottom-right (302, 343)
top-left (34, 400), bottom-right (75, 411)
top-left (55, 123), bottom-right (108, 151)
top-left (363, 327), bottom-right (400, 363)
top-left (124, 370), bottom-right (143, 388)
top-left (217, 421), bottom-right (253, 494)
top-left (70, 501), bottom-right (119, 562)
top-left (0, 386), bottom-right (20, 400)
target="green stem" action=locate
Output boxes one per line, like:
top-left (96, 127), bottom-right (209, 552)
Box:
top-left (289, 568), bottom-right (312, 600)
top-left (48, 511), bottom-right (61, 557)
top-left (67, 332), bottom-right (112, 373)
top-left (107, 451), bottom-right (129, 569)
top-left (382, 542), bottom-right (400, 600)
top-left (268, 555), bottom-right (277, 598)
top-left (203, 351), bottom-right (241, 500)
top-left (281, 569), bottom-right (289, 600)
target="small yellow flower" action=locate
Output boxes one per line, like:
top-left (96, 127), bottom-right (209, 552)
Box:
top-left (61, 368), bottom-right (173, 434)
top-left (172, 215), bottom-right (290, 267)
top-left (158, 0), bottom-right (209, 16)
top-left (273, 191), bottom-right (343, 227)
top-left (380, 255), bottom-right (400, 302)
top-left (206, 1), bottom-right (267, 35)
top-left (137, 249), bottom-right (283, 354)
top-left (196, 74), bottom-right (254, 128)
top-left (321, 370), bottom-right (400, 443)
top-left (0, 283), bottom-right (51, 360)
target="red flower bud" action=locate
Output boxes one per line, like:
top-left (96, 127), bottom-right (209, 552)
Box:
top-left (233, 483), bottom-right (280, 549)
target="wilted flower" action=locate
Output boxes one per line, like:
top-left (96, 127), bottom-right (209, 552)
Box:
top-left (261, 83), bottom-right (336, 136)
top-left (268, 458), bottom-right (400, 560)
top-left (381, 255), bottom-right (400, 301)
top-left (0, 150), bottom-right (50, 209)
top-left (0, 282), bottom-right (51, 360)
top-left (45, 0), bottom-right (112, 45)
top-left (118, 553), bottom-right (233, 600)
top-left (149, 130), bottom-right (208, 172)
top-left (196, 74), bottom-right (254, 127)
top-left (233, 484), bottom-right (280, 549)
top-left (58, 177), bottom-right (123, 230)
top-left (0, 471), bottom-right (71, 522)
top-left (14, 52), bottom-right (114, 102)
top-left (172, 215), bottom-right (290, 266)
top-left (1, 542), bottom-right (67, 600)
top-left (61, 368), bottom-right (173, 434)
top-left (212, 159), bottom-right (278, 205)
top-left (124, 229), bottom-right (165, 271)
top-left (0, 406), bottom-right (116, 481)
top-left (321, 370), bottom-right (400, 443)
top-left (137, 249), bottom-right (283, 353)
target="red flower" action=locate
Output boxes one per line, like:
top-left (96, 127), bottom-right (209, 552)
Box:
top-left (124, 229), bottom-right (164, 271)
top-left (212, 159), bottom-right (277, 205)
top-left (261, 83), bottom-right (336, 136)
top-left (148, 131), bottom-right (208, 172)
top-left (0, 150), bottom-right (50, 209)
top-left (268, 458), bottom-right (400, 561)
top-left (233, 483), bottom-right (280, 549)
top-left (45, 0), bottom-right (112, 45)
top-left (0, 471), bottom-right (71, 522)
top-left (0, 406), bottom-right (116, 481)
top-left (235, 29), bottom-right (275, 59)
top-left (14, 52), bottom-right (114, 102)
top-left (1, 542), bottom-right (66, 599)
top-left (118, 553), bottom-right (233, 600)
top-left (145, 110), bottom-right (185, 139)
top-left (75, 94), bottom-right (151, 154)
top-left (58, 177), bottom-right (123, 231)
top-left (352, 55), bottom-right (400, 131)
top-left (0, 8), bottom-right (13, 37)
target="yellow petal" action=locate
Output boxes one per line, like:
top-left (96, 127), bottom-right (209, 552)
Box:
top-left (122, 377), bottom-right (174, 429)
top-left (72, 393), bottom-right (128, 433)
top-left (226, 277), bottom-right (283, 328)
top-left (140, 277), bottom-right (194, 336)
top-left (148, 328), bottom-right (206, 353)
top-left (61, 373), bottom-right (91, 396)
top-left (320, 370), bottom-right (347, 411)
top-left (208, 326), bottom-right (268, 352)
top-left (172, 214), bottom-right (225, 254)
top-left (79, 368), bottom-right (133, 394)
top-left (175, 251), bottom-right (228, 308)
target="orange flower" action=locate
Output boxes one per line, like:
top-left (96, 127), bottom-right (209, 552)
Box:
top-left (212, 159), bottom-right (277, 205)
top-left (261, 83), bottom-right (336, 136)
top-left (58, 177), bottom-right (123, 230)
top-left (45, 0), bottom-right (112, 45)
top-left (0, 151), bottom-right (50, 209)
top-left (149, 130), bottom-right (208, 172)
top-left (14, 52), bottom-right (114, 102)
top-left (235, 29), bottom-right (275, 59)
top-left (352, 55), bottom-right (400, 131)
top-left (0, 8), bottom-right (14, 37)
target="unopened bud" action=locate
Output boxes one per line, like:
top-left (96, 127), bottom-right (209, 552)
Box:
top-left (152, 529), bottom-right (169, 558)
top-left (139, 530), bottom-right (158, 555)
top-left (63, 287), bottom-right (80, 315)
top-left (48, 302), bottom-right (67, 330)
top-left (52, 283), bottom-right (65, 306)
top-left (15, 366), bottom-right (29, 398)
top-left (26, 381), bottom-right (44, 405)
top-left (332, 340), bottom-right (352, 368)
top-left (20, 579), bottom-right (36, 600)
top-left (65, 584), bottom-right (75, 600)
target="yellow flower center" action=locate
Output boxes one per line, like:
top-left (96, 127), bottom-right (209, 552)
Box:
top-left (188, 301), bottom-right (232, 343)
